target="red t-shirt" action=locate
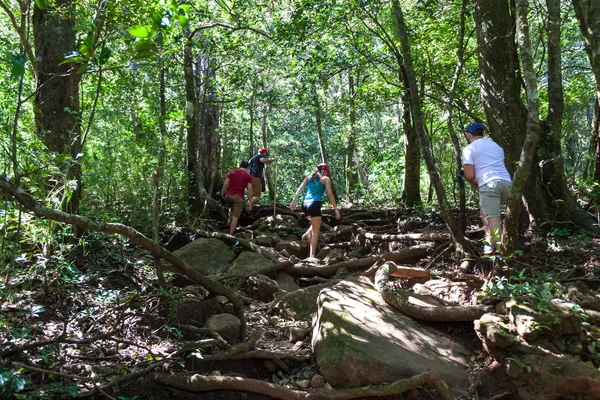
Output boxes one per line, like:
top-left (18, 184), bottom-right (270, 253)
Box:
top-left (226, 169), bottom-right (252, 197)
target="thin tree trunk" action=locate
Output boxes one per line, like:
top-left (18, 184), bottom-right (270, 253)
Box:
top-left (445, 0), bottom-right (469, 232)
top-left (198, 55), bottom-right (220, 198)
top-left (345, 73), bottom-right (359, 203)
top-left (261, 103), bottom-right (275, 200)
top-left (593, 99), bottom-right (600, 182)
top-left (313, 83), bottom-right (327, 164)
top-left (183, 27), bottom-right (202, 215)
top-left (391, 0), bottom-right (472, 255)
top-left (401, 86), bottom-right (421, 207)
top-left (501, 0), bottom-right (541, 256)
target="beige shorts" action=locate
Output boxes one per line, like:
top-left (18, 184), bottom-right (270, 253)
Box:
top-left (226, 195), bottom-right (244, 217)
top-left (479, 179), bottom-right (512, 219)
top-left (252, 177), bottom-right (262, 198)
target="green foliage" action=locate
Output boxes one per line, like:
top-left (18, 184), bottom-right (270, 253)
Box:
top-left (486, 269), bottom-right (562, 311)
top-left (0, 369), bottom-right (27, 398)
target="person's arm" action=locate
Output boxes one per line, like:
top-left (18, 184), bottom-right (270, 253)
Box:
top-left (290, 177), bottom-right (308, 211)
top-left (323, 177), bottom-right (341, 219)
top-left (260, 157), bottom-right (279, 164)
top-left (463, 164), bottom-right (477, 189)
top-left (246, 182), bottom-right (253, 209)
top-left (221, 177), bottom-right (230, 197)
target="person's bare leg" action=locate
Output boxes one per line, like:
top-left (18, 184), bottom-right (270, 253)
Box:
top-left (309, 216), bottom-right (322, 257)
top-left (229, 216), bottom-right (239, 235)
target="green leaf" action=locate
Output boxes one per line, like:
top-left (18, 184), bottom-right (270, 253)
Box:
top-left (7, 52), bottom-right (27, 78)
top-left (97, 47), bottom-right (112, 65)
top-left (129, 25), bottom-right (152, 38)
top-left (35, 0), bottom-right (48, 10)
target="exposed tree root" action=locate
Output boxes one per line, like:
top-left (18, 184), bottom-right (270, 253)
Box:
top-left (201, 350), bottom-right (311, 363)
top-left (375, 261), bottom-right (491, 322)
top-left (0, 177), bottom-right (247, 339)
top-left (152, 370), bottom-right (454, 400)
top-left (362, 260), bottom-right (430, 280)
top-left (361, 231), bottom-right (452, 242)
top-left (285, 245), bottom-right (433, 278)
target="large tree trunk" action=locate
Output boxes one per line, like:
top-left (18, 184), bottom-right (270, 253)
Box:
top-left (33, 0), bottom-right (82, 214)
top-left (391, 0), bottom-right (472, 254)
top-left (572, 0), bottom-right (600, 184)
top-left (572, 0), bottom-right (600, 101)
top-left (473, 0), bottom-right (597, 234)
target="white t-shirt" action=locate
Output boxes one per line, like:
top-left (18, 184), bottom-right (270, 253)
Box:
top-left (462, 138), bottom-right (511, 186)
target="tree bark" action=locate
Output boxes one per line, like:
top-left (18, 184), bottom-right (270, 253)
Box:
top-left (33, 0), bottom-right (82, 215)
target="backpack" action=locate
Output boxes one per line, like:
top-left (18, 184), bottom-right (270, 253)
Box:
top-left (248, 155), bottom-right (260, 177)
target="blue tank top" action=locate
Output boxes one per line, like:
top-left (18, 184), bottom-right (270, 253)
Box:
top-left (304, 177), bottom-right (326, 202)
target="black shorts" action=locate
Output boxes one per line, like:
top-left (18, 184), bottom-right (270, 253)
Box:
top-left (302, 201), bottom-right (322, 217)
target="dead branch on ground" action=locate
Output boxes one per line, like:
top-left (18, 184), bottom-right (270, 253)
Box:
top-left (152, 369), bottom-right (454, 400)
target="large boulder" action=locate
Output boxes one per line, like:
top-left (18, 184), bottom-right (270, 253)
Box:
top-left (312, 276), bottom-right (470, 396)
top-left (172, 238), bottom-right (233, 276)
top-left (222, 251), bottom-right (276, 278)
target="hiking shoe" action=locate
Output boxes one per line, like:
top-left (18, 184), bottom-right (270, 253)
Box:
top-left (483, 244), bottom-right (495, 255)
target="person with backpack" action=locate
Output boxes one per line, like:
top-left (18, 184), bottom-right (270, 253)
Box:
top-left (248, 147), bottom-right (279, 209)
top-left (221, 160), bottom-right (253, 235)
top-left (290, 163), bottom-right (341, 259)
top-left (462, 122), bottom-right (512, 254)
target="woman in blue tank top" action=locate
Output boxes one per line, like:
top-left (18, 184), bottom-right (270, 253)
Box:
top-left (290, 163), bottom-right (341, 259)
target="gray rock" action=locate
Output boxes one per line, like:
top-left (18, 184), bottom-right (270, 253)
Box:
top-left (245, 274), bottom-right (282, 301)
top-left (204, 313), bottom-right (241, 340)
top-left (310, 374), bottom-right (325, 388)
top-left (275, 272), bottom-right (301, 293)
top-left (323, 248), bottom-right (345, 265)
top-left (255, 235), bottom-right (274, 247)
top-left (312, 276), bottom-right (470, 396)
top-left (223, 251), bottom-right (276, 278)
top-left (172, 238), bottom-right (234, 276)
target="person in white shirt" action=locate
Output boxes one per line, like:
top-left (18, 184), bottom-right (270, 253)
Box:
top-left (462, 122), bottom-right (512, 254)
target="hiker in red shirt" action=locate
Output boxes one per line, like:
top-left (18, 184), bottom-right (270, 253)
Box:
top-left (221, 161), bottom-right (253, 235)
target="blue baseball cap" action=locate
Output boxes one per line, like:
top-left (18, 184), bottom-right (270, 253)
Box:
top-left (465, 122), bottom-right (484, 134)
